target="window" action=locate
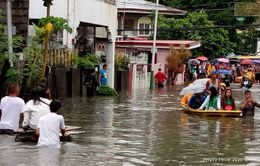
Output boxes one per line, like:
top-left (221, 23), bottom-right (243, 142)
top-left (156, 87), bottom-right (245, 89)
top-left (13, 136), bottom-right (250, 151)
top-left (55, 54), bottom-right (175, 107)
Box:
top-left (138, 17), bottom-right (151, 36)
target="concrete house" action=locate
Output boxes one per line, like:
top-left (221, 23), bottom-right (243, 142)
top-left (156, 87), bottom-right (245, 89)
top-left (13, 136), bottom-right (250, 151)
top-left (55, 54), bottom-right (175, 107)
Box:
top-left (115, 0), bottom-right (200, 89)
top-left (28, 0), bottom-right (117, 87)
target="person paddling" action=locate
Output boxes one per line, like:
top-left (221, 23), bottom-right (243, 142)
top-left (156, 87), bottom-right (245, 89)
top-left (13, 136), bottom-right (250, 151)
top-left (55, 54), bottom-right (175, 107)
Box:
top-left (36, 100), bottom-right (66, 148)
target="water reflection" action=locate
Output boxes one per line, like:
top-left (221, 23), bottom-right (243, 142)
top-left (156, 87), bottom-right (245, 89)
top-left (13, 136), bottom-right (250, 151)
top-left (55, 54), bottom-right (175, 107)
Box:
top-left (0, 84), bottom-right (259, 165)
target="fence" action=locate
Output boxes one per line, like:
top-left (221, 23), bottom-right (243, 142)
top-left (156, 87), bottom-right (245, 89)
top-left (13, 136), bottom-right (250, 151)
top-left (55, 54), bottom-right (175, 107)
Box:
top-left (48, 48), bottom-right (73, 69)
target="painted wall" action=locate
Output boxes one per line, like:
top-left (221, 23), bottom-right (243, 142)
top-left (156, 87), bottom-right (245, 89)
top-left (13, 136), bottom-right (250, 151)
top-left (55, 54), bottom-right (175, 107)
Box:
top-left (29, 0), bottom-right (117, 47)
top-left (156, 49), bottom-right (170, 73)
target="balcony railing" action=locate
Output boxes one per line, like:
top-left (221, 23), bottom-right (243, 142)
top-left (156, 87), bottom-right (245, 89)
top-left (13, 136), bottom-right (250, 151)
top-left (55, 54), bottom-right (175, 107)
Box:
top-left (117, 29), bottom-right (152, 37)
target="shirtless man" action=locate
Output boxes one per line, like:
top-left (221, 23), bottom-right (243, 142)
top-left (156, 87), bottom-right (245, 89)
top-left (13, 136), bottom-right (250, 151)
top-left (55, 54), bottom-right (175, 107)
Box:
top-left (240, 90), bottom-right (260, 117)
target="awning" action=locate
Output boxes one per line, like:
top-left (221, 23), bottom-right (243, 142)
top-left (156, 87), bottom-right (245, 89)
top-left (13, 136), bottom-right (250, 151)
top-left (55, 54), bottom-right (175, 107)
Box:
top-left (116, 40), bottom-right (201, 50)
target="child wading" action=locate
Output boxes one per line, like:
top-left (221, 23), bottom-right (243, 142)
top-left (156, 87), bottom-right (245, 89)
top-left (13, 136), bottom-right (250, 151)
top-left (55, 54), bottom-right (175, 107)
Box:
top-left (36, 100), bottom-right (66, 148)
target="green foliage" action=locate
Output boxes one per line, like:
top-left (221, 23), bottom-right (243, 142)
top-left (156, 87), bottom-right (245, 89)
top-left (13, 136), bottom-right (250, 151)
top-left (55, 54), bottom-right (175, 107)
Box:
top-left (32, 24), bottom-right (46, 44)
top-left (236, 29), bottom-right (260, 54)
top-left (148, 0), bottom-right (256, 55)
top-left (0, 13), bottom-right (7, 66)
top-left (115, 51), bottom-right (130, 71)
top-left (157, 11), bottom-right (235, 58)
top-left (77, 54), bottom-right (100, 69)
top-left (97, 85), bottom-right (118, 96)
top-left (6, 67), bottom-right (19, 83)
top-left (43, 0), bottom-right (53, 7)
top-left (39, 16), bottom-right (72, 33)
top-left (20, 25), bottom-right (44, 89)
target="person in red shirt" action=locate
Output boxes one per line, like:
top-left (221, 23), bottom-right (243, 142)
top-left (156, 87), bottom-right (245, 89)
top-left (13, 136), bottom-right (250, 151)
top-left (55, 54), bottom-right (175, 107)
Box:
top-left (155, 68), bottom-right (167, 88)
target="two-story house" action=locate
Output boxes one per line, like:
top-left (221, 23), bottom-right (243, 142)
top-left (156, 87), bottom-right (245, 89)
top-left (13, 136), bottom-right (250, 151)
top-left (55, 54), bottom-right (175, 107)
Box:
top-left (115, 0), bottom-right (201, 88)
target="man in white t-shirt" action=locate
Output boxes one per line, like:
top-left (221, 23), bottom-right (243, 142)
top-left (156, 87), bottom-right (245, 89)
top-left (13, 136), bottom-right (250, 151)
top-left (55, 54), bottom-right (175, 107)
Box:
top-left (36, 100), bottom-right (65, 148)
top-left (0, 83), bottom-right (25, 133)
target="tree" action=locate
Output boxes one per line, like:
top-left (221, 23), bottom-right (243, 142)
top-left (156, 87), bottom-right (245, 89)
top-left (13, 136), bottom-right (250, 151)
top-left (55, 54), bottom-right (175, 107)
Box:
top-left (166, 48), bottom-right (191, 85)
top-left (157, 11), bottom-right (235, 58)
top-left (148, 0), bottom-right (257, 54)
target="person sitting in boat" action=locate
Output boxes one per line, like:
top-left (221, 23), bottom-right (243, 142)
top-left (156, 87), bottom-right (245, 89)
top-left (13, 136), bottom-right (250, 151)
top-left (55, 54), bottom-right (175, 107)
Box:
top-left (36, 100), bottom-right (66, 148)
top-left (0, 83), bottom-right (25, 134)
top-left (240, 90), bottom-right (260, 117)
top-left (221, 88), bottom-right (236, 110)
top-left (22, 87), bottom-right (51, 130)
top-left (206, 73), bottom-right (220, 94)
top-left (188, 92), bottom-right (206, 109)
top-left (181, 93), bottom-right (193, 105)
top-left (199, 86), bottom-right (221, 110)
top-left (220, 83), bottom-right (226, 96)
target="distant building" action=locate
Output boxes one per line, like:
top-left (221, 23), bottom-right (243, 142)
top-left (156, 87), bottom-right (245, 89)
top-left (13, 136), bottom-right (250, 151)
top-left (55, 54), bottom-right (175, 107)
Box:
top-left (117, 0), bottom-right (186, 37)
top-left (115, 0), bottom-right (199, 88)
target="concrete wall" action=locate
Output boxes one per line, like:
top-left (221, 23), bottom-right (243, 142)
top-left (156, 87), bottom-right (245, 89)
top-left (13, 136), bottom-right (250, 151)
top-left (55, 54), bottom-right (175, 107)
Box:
top-left (0, 0), bottom-right (29, 40)
top-left (29, 0), bottom-right (117, 48)
top-left (156, 49), bottom-right (170, 73)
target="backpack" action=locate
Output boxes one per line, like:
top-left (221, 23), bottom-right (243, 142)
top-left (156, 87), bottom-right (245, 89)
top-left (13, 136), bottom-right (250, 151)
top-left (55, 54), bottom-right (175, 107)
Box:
top-left (243, 79), bottom-right (253, 88)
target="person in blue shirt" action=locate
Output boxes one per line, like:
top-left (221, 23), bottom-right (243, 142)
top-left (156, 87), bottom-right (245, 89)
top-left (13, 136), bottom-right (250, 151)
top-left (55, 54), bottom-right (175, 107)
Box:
top-left (188, 92), bottom-right (206, 109)
top-left (100, 64), bottom-right (108, 86)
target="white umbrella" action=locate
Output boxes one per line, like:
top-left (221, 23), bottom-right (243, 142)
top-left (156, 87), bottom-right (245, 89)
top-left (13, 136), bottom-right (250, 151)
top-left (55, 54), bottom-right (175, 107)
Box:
top-left (192, 78), bottom-right (209, 86)
top-left (180, 84), bottom-right (206, 95)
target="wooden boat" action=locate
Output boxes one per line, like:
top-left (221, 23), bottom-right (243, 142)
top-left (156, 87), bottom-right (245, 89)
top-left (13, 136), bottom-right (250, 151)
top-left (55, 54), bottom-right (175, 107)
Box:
top-left (182, 105), bottom-right (242, 117)
top-left (14, 130), bottom-right (72, 142)
top-left (0, 126), bottom-right (84, 142)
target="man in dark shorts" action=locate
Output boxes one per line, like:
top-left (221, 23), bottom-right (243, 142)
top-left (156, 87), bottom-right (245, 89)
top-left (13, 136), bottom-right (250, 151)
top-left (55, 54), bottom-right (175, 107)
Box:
top-left (240, 90), bottom-right (260, 117)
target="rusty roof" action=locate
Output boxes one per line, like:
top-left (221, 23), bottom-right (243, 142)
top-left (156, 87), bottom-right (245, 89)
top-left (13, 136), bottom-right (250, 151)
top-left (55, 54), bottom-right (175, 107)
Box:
top-left (117, 0), bottom-right (186, 16)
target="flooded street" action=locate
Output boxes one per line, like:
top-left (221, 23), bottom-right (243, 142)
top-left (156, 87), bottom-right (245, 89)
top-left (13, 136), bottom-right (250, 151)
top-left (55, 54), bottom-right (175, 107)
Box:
top-left (0, 84), bottom-right (260, 165)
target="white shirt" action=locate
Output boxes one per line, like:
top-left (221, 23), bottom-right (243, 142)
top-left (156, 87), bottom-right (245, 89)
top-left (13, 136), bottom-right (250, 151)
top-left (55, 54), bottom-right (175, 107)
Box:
top-left (0, 96), bottom-right (25, 131)
top-left (23, 98), bottom-right (51, 129)
top-left (37, 113), bottom-right (65, 148)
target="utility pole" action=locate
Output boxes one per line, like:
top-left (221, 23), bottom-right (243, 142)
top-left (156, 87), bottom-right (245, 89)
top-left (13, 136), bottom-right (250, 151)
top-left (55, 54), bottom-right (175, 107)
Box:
top-left (149, 0), bottom-right (159, 90)
top-left (7, 0), bottom-right (13, 67)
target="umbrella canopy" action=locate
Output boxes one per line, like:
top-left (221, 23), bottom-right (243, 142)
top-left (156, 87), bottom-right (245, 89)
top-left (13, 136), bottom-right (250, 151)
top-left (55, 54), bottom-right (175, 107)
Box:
top-left (252, 59), bottom-right (260, 64)
top-left (240, 59), bottom-right (252, 65)
top-left (188, 59), bottom-right (200, 66)
top-left (217, 58), bottom-right (229, 63)
top-left (211, 70), bottom-right (232, 75)
top-left (196, 56), bottom-right (208, 61)
top-left (180, 84), bottom-right (205, 95)
top-left (192, 78), bottom-right (210, 86)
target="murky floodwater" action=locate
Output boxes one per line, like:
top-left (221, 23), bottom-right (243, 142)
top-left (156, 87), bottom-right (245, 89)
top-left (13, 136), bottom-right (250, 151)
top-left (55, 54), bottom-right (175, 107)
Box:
top-left (0, 84), bottom-right (260, 166)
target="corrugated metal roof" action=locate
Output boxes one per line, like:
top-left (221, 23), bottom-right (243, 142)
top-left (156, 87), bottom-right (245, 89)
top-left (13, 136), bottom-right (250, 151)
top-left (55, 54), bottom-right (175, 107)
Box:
top-left (117, 0), bottom-right (186, 15)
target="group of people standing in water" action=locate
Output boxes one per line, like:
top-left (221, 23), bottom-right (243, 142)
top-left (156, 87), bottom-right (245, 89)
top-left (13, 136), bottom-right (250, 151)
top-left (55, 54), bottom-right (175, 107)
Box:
top-left (0, 83), bottom-right (65, 148)
top-left (182, 72), bottom-right (260, 117)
